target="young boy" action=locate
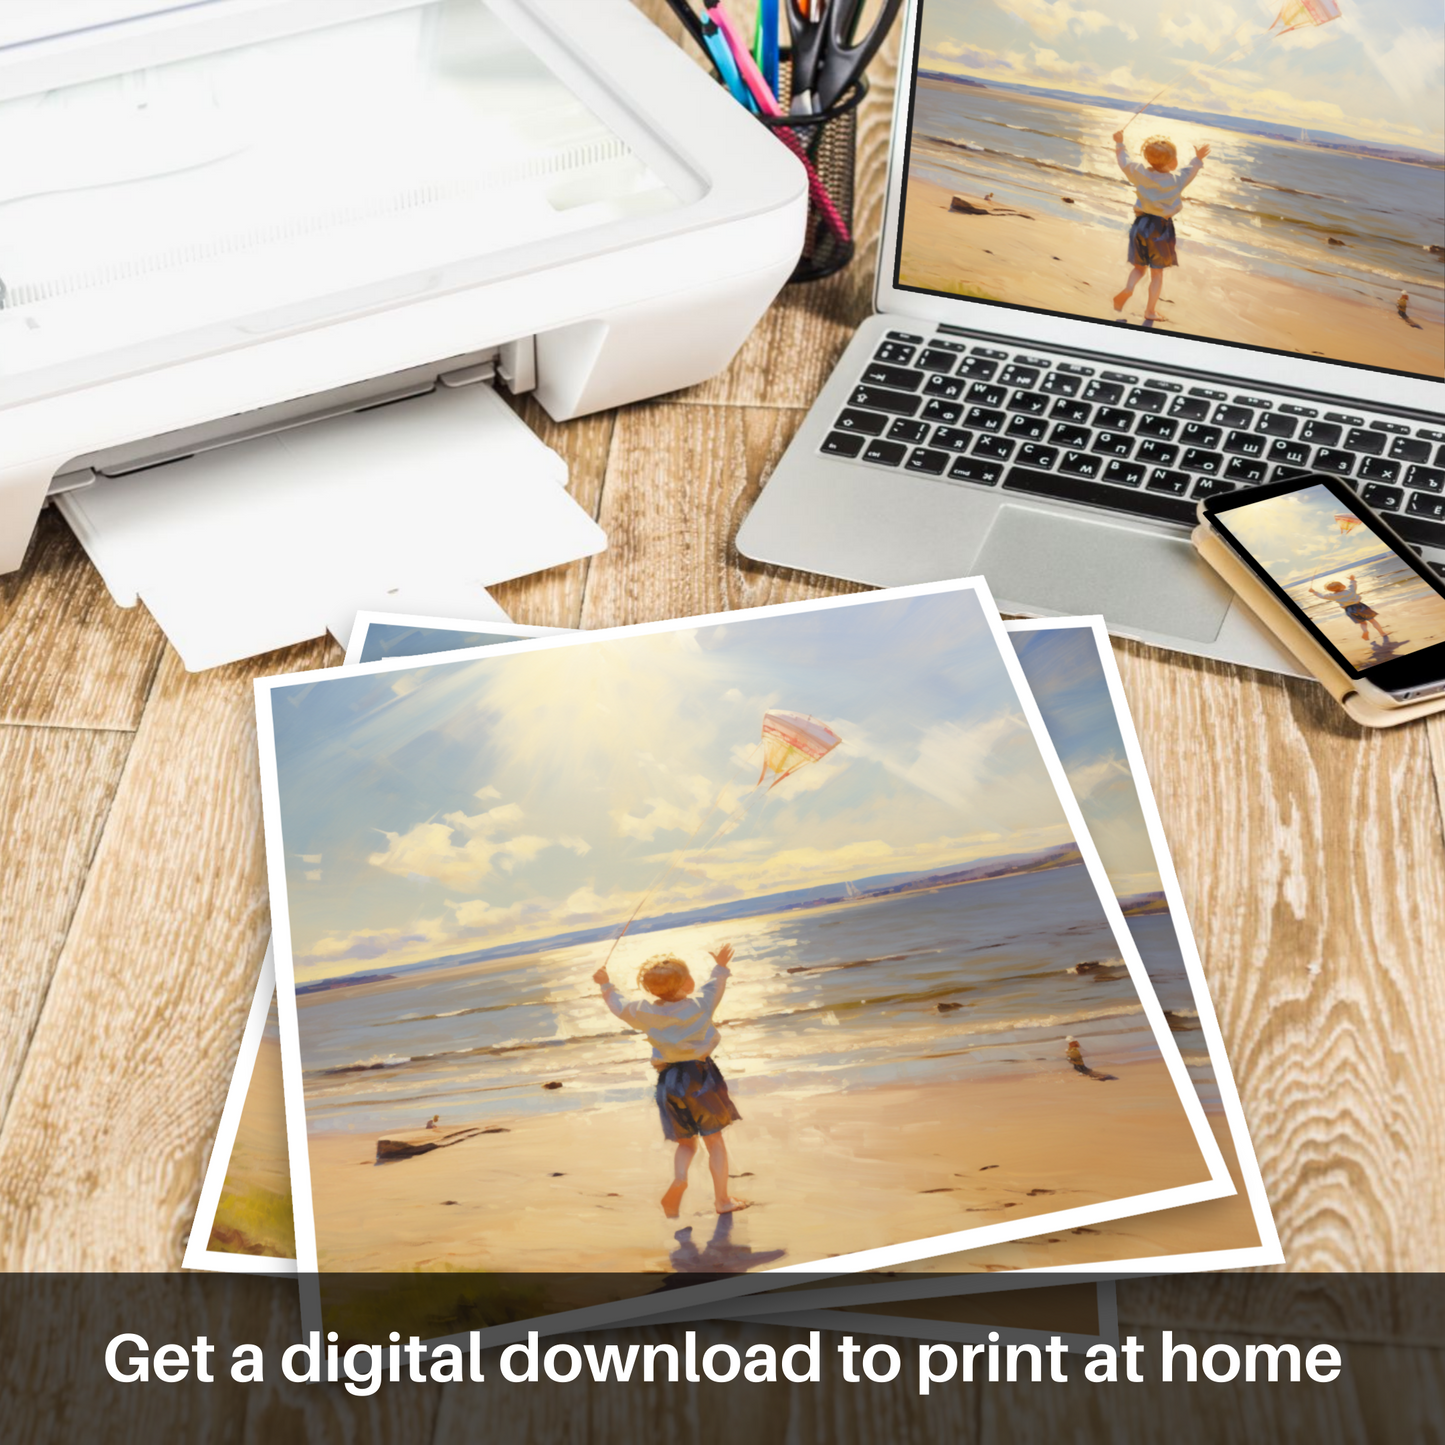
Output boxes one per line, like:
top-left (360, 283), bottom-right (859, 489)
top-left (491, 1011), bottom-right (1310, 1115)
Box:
top-left (592, 943), bottom-right (747, 1218)
top-left (1111, 131), bottom-right (1210, 327)
top-left (1309, 574), bottom-right (1388, 643)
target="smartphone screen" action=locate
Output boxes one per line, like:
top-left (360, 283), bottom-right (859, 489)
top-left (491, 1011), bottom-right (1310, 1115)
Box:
top-left (1203, 474), bottom-right (1445, 697)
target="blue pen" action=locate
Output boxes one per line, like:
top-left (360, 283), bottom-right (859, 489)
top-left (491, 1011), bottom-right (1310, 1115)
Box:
top-left (757, 0), bottom-right (779, 98)
top-left (700, 14), bottom-right (755, 110)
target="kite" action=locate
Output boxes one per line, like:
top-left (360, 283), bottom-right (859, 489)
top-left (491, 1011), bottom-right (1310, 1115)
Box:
top-left (600, 708), bottom-right (844, 966)
top-left (1123, 0), bottom-right (1343, 130)
top-left (1335, 514), bottom-right (1365, 534)
top-left (757, 710), bottom-right (843, 791)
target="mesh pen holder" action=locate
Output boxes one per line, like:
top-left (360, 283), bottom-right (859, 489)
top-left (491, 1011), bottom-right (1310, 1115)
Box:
top-left (758, 66), bottom-right (867, 284)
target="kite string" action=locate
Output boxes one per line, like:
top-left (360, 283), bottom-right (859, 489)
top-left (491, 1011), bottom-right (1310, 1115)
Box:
top-left (1120, 26), bottom-right (1263, 131)
top-left (599, 745), bottom-right (763, 973)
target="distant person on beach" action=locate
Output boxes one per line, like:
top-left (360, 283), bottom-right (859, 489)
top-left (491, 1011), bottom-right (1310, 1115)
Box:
top-left (1309, 574), bottom-right (1388, 642)
top-left (593, 943), bottom-right (747, 1218)
top-left (1398, 291), bottom-right (1410, 318)
top-left (1110, 131), bottom-right (1210, 327)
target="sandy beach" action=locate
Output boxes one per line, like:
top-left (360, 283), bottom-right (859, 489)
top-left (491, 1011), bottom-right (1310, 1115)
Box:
top-left (208, 1032), bottom-right (295, 1258)
top-left (306, 1056), bottom-right (1212, 1276)
top-left (899, 176), bottom-right (1444, 377)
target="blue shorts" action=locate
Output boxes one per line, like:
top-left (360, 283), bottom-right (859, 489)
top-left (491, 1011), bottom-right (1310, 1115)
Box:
top-left (655, 1058), bottom-right (740, 1141)
top-left (1128, 214), bottom-right (1178, 269)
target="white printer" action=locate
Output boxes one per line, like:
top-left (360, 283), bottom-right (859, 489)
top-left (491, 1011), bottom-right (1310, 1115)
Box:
top-left (0, 0), bottom-right (806, 665)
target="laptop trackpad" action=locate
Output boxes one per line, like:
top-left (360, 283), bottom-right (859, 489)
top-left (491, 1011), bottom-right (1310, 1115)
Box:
top-left (976, 505), bottom-right (1234, 643)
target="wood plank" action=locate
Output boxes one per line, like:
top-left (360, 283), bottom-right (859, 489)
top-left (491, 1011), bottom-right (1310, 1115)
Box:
top-left (0, 509), bottom-right (165, 730)
top-left (1108, 638), bottom-right (1445, 1271)
top-left (579, 403), bottom-right (867, 630)
top-left (0, 725), bottom-right (133, 1125)
top-left (0, 640), bottom-right (333, 1269)
top-left (489, 396), bottom-right (615, 630)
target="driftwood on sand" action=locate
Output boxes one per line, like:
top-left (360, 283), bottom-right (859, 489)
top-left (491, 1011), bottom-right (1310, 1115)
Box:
top-left (949, 192), bottom-right (1033, 219)
top-left (374, 1123), bottom-right (508, 1163)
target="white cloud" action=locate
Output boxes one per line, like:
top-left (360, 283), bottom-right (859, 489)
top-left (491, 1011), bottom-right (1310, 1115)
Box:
top-left (367, 801), bottom-right (551, 888)
top-left (299, 853), bottom-right (322, 863)
top-left (997, 0), bottom-right (1137, 43)
top-left (304, 869), bottom-right (322, 882)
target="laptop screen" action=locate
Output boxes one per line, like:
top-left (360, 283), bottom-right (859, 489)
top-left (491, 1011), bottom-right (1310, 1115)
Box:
top-left (892, 0), bottom-right (1444, 381)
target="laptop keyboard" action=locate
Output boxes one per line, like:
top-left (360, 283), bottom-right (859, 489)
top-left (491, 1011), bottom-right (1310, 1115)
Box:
top-left (821, 329), bottom-right (1445, 570)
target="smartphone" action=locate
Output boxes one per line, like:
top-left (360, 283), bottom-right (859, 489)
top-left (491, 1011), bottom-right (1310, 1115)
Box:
top-left (1199, 473), bottom-right (1445, 706)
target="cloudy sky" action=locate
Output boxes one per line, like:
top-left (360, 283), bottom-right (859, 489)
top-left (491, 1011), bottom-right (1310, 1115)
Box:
top-left (266, 590), bottom-right (1111, 982)
top-left (918, 0), bottom-right (1443, 153)
top-left (1218, 482), bottom-right (1389, 582)
top-left (1011, 626), bottom-right (1163, 901)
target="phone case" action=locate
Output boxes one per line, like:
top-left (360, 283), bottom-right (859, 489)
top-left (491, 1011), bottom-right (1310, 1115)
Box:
top-left (1192, 523), bottom-right (1445, 729)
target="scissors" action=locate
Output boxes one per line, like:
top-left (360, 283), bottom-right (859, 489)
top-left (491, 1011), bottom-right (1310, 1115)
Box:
top-left (786, 0), bottom-right (903, 113)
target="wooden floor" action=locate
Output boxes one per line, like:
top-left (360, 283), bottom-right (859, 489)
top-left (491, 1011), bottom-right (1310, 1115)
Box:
top-left (1, 6), bottom-right (1442, 1441)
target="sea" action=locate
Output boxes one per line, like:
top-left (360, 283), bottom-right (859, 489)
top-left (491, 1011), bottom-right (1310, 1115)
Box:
top-left (297, 862), bottom-right (1212, 1136)
top-left (1284, 548), bottom-right (1445, 669)
top-left (907, 79), bottom-right (1445, 328)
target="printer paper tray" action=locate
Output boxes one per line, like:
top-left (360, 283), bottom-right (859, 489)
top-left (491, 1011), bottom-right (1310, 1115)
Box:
top-left (57, 384), bottom-right (605, 671)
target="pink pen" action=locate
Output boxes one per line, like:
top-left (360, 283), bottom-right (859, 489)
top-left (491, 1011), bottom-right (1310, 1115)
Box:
top-left (705, 2), bottom-right (853, 247)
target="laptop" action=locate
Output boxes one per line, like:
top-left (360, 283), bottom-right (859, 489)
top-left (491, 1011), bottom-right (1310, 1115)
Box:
top-left (738, 0), bottom-right (1444, 674)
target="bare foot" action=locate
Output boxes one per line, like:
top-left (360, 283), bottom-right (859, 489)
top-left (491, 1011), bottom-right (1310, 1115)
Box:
top-left (715, 1197), bottom-right (751, 1213)
top-left (661, 1181), bottom-right (687, 1218)
top-left (1112, 289), bottom-right (1133, 311)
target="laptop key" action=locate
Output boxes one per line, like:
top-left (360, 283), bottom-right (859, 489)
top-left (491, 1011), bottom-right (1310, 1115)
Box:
top-left (1182, 447), bottom-right (1223, 474)
top-left (1406, 465), bottom-right (1445, 493)
top-left (1137, 440), bottom-right (1179, 467)
top-left (974, 435), bottom-right (1015, 461)
top-left (1095, 406), bottom-right (1134, 432)
top-left (1050, 423), bottom-right (1091, 450)
top-left (1392, 513), bottom-right (1445, 549)
top-left (1060, 451), bottom-right (1102, 477)
top-left (930, 427), bottom-right (976, 452)
top-left (886, 330), bottom-right (924, 343)
top-left (957, 356), bottom-right (1000, 380)
top-left (1344, 428), bottom-right (1385, 456)
top-left (1126, 387), bottom-right (1167, 413)
top-left (1300, 420), bottom-right (1341, 446)
top-left (1180, 423), bottom-right (1222, 449)
top-left (999, 364), bottom-right (1041, 388)
top-left (1007, 414), bottom-right (1049, 441)
top-left (1224, 456), bottom-right (1268, 483)
top-left (1041, 372), bottom-right (1082, 397)
top-left (1257, 413), bottom-right (1298, 438)
top-left (967, 383), bottom-right (1008, 407)
top-left (862, 362), bottom-right (926, 389)
top-left (1215, 404), bottom-right (1254, 429)
top-left (1008, 389), bottom-right (1050, 415)
top-left (1268, 437), bottom-right (1311, 467)
top-left (835, 408), bottom-right (890, 435)
top-left (965, 407), bottom-right (1006, 432)
top-left (1223, 430), bottom-right (1265, 457)
top-left (874, 342), bottom-right (917, 365)
top-left (821, 431), bottom-right (866, 458)
top-left (1361, 483), bottom-right (1403, 511)
top-left (916, 348), bottom-right (960, 374)
top-left (922, 398), bottom-right (963, 424)
top-left (1389, 436), bottom-right (1430, 463)
top-left (1049, 398), bottom-right (1092, 424)
top-left (1192, 477), bottom-right (1235, 499)
top-left (1092, 432), bottom-right (1134, 457)
top-left (850, 384), bottom-right (922, 417)
top-left (1406, 491), bottom-right (1445, 521)
top-left (887, 418), bottom-right (932, 444)
top-left (923, 374), bottom-right (966, 400)
top-left (1147, 469), bottom-right (1191, 495)
top-left (1003, 466), bottom-right (1197, 524)
top-left (1136, 414), bottom-right (1178, 440)
top-left (947, 457), bottom-right (1004, 485)
top-left (1168, 395), bottom-right (1212, 421)
top-left (860, 438), bottom-right (908, 467)
top-left (1358, 456), bottom-right (1400, 483)
top-left (1103, 459), bottom-right (1146, 487)
top-left (1313, 448), bottom-right (1354, 476)
top-left (906, 448), bottom-right (952, 475)
top-left (1017, 444), bottom-right (1060, 470)
top-left (1083, 379), bottom-right (1123, 404)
